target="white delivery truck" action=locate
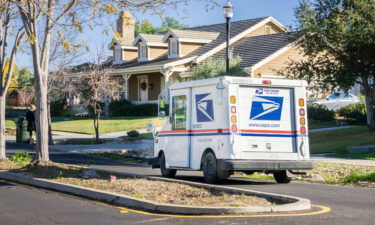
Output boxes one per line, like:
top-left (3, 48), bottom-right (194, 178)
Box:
top-left (148, 76), bottom-right (312, 183)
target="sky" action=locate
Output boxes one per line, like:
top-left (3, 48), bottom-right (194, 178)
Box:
top-left (16, 0), bottom-right (301, 70)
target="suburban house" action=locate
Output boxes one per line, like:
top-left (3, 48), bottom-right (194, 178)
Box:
top-left (71, 11), bottom-right (307, 103)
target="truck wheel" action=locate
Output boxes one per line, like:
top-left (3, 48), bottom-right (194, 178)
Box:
top-left (273, 171), bottom-right (291, 183)
top-left (160, 153), bottom-right (177, 178)
top-left (203, 152), bottom-right (219, 183)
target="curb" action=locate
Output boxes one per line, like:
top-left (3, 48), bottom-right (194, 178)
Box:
top-left (0, 171), bottom-right (311, 215)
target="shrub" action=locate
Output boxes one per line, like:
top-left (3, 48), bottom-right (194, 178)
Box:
top-left (50, 99), bottom-right (70, 117)
top-left (127, 130), bottom-right (140, 137)
top-left (307, 104), bottom-right (335, 121)
top-left (337, 103), bottom-right (373, 125)
top-left (10, 152), bottom-right (32, 166)
top-left (109, 99), bottom-right (160, 116)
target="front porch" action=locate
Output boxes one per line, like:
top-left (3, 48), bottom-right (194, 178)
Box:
top-left (117, 72), bottom-right (178, 104)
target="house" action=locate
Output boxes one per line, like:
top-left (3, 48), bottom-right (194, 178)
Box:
top-left (71, 11), bottom-right (306, 103)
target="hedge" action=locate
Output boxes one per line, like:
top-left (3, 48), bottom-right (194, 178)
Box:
top-left (307, 104), bottom-right (336, 121)
top-left (109, 99), bottom-right (168, 117)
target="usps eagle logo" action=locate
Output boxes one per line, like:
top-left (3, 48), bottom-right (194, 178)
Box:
top-left (196, 93), bottom-right (214, 122)
top-left (250, 96), bottom-right (283, 120)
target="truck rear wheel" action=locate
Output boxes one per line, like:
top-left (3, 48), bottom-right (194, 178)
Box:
top-left (273, 171), bottom-right (291, 183)
top-left (160, 153), bottom-right (177, 178)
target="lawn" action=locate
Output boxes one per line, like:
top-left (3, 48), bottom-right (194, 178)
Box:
top-left (308, 119), bottom-right (337, 130)
top-left (330, 152), bottom-right (375, 161)
top-left (310, 126), bottom-right (375, 154)
top-left (51, 116), bottom-right (166, 134)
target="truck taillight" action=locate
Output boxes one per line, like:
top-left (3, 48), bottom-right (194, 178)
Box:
top-left (300, 126), bottom-right (306, 134)
top-left (262, 80), bottom-right (272, 85)
top-left (231, 106), bottom-right (236, 113)
top-left (231, 124), bottom-right (237, 132)
top-left (300, 118), bottom-right (306, 125)
top-left (299, 108), bottom-right (305, 116)
top-left (231, 115), bottom-right (237, 123)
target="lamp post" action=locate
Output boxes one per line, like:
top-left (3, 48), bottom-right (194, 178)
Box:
top-left (223, 0), bottom-right (233, 74)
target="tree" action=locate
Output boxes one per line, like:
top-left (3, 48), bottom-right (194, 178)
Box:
top-left (15, 0), bottom-right (219, 162)
top-left (191, 54), bottom-right (247, 80)
top-left (135, 20), bottom-right (156, 36)
top-left (290, 0), bottom-right (375, 130)
top-left (0, 2), bottom-right (25, 160)
top-left (70, 65), bottom-right (120, 142)
top-left (157, 17), bottom-right (189, 33)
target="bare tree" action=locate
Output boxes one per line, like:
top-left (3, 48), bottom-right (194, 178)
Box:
top-left (0, 2), bottom-right (24, 160)
top-left (14, 0), bottom-right (219, 162)
top-left (71, 65), bottom-right (120, 142)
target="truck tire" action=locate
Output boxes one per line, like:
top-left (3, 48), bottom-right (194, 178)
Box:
top-left (273, 171), bottom-right (291, 183)
top-left (203, 152), bottom-right (219, 183)
top-left (160, 153), bottom-right (177, 178)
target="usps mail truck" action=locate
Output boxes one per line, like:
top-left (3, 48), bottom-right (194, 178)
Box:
top-left (148, 76), bottom-right (312, 184)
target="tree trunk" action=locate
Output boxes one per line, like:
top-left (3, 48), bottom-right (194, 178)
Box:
top-left (94, 113), bottom-right (99, 142)
top-left (47, 101), bottom-right (53, 145)
top-left (364, 85), bottom-right (375, 131)
top-left (0, 96), bottom-right (7, 160)
top-left (35, 80), bottom-right (50, 162)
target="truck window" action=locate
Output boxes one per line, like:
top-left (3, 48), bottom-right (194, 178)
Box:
top-left (172, 95), bottom-right (187, 130)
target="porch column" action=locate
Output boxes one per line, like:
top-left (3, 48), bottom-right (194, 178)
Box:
top-left (121, 74), bottom-right (132, 100)
top-left (160, 68), bottom-right (173, 101)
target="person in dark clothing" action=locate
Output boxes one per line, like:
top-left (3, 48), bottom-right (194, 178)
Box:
top-left (26, 104), bottom-right (36, 144)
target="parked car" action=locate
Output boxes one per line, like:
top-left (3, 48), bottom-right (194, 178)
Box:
top-left (309, 92), bottom-right (360, 110)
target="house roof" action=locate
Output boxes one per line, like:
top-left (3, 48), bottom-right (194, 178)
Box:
top-left (73, 17), bottom-right (292, 74)
top-left (132, 34), bottom-right (168, 47)
top-left (212, 32), bottom-right (297, 68)
top-left (112, 17), bottom-right (270, 70)
top-left (163, 29), bottom-right (220, 43)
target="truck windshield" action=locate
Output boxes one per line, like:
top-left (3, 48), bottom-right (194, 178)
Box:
top-left (172, 95), bottom-right (187, 130)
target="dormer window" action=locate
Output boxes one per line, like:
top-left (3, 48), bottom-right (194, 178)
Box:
top-left (115, 48), bottom-right (122, 61)
top-left (138, 43), bottom-right (148, 61)
top-left (168, 38), bottom-right (180, 58)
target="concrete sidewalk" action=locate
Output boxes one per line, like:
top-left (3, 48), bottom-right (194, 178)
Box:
top-left (311, 154), bottom-right (375, 167)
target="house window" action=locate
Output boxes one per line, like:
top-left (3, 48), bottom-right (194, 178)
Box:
top-left (138, 43), bottom-right (148, 61)
top-left (115, 48), bottom-right (122, 61)
top-left (169, 39), bottom-right (179, 58)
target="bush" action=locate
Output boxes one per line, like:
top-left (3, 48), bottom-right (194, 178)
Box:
top-left (109, 99), bottom-right (160, 116)
top-left (10, 152), bottom-right (32, 166)
top-left (127, 130), bottom-right (140, 137)
top-left (50, 99), bottom-right (70, 117)
top-left (307, 104), bottom-right (335, 121)
top-left (337, 103), bottom-right (373, 125)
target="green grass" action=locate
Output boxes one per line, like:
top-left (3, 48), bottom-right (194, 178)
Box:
top-left (51, 116), bottom-right (166, 134)
top-left (308, 119), bottom-right (337, 130)
top-left (86, 153), bottom-right (138, 163)
top-left (342, 171), bottom-right (375, 183)
top-left (241, 173), bottom-right (274, 180)
top-left (310, 126), bottom-right (375, 154)
top-left (329, 151), bottom-right (375, 161)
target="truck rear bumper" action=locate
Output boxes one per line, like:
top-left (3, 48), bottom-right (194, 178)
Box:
top-left (217, 159), bottom-right (313, 171)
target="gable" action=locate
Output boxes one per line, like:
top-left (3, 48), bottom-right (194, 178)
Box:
top-left (245, 21), bottom-right (285, 37)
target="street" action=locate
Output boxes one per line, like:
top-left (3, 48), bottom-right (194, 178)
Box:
top-left (1, 143), bottom-right (375, 225)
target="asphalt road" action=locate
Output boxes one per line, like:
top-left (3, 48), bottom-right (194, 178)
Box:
top-left (2, 143), bottom-right (375, 225)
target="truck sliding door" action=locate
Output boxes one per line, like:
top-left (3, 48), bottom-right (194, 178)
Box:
top-left (168, 88), bottom-right (191, 167)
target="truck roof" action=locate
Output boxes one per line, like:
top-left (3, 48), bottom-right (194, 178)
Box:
top-left (169, 76), bottom-right (307, 90)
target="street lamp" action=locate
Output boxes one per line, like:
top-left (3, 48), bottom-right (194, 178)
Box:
top-left (223, 0), bottom-right (233, 74)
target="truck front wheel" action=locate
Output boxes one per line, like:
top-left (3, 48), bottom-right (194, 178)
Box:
top-left (273, 171), bottom-right (291, 183)
top-left (203, 152), bottom-right (219, 183)
top-left (160, 153), bottom-right (177, 178)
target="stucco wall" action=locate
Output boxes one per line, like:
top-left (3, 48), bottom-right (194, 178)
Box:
top-left (150, 46), bottom-right (168, 59)
top-left (180, 42), bottom-right (204, 56)
top-left (123, 49), bottom-right (138, 61)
